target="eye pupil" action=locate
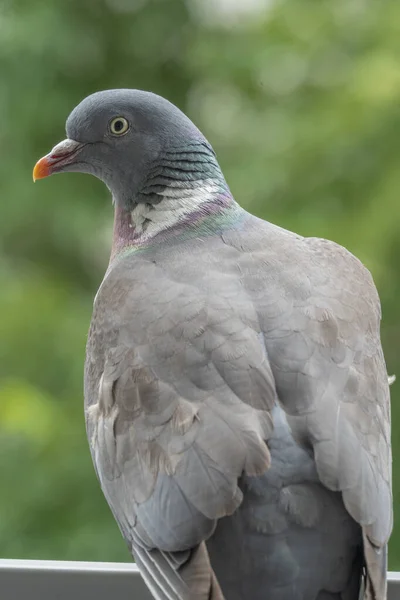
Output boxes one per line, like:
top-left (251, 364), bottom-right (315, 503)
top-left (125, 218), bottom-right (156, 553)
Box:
top-left (114, 120), bottom-right (123, 131)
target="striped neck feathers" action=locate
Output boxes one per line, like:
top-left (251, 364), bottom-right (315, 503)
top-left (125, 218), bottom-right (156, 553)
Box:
top-left (131, 178), bottom-right (229, 236)
top-left (111, 142), bottom-right (236, 255)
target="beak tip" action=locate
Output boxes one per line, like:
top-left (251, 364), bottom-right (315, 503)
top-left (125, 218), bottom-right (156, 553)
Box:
top-left (32, 157), bottom-right (50, 182)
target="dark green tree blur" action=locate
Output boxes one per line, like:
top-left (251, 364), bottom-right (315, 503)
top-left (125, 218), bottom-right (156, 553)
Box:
top-left (1, 0), bottom-right (399, 568)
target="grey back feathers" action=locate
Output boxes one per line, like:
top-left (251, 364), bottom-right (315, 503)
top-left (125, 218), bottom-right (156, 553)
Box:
top-left (48, 89), bottom-right (392, 600)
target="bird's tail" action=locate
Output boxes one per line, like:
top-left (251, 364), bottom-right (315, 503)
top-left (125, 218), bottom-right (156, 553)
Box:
top-left (362, 531), bottom-right (387, 600)
top-left (133, 541), bottom-right (225, 600)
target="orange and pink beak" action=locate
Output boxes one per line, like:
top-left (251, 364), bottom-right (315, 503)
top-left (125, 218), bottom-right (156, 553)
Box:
top-left (33, 139), bottom-right (85, 181)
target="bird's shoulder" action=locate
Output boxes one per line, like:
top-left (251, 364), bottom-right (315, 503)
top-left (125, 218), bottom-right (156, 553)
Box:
top-left (224, 214), bottom-right (381, 318)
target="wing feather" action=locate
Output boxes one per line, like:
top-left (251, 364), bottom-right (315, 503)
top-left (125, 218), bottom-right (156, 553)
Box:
top-left (85, 258), bottom-right (276, 599)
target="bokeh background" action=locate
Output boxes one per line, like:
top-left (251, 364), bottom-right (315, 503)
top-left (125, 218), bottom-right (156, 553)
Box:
top-left (1, 0), bottom-right (399, 568)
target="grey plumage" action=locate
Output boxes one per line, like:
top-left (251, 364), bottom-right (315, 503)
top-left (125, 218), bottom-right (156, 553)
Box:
top-left (34, 89), bottom-right (392, 600)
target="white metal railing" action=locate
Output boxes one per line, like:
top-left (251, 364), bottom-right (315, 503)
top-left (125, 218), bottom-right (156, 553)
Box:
top-left (0, 559), bottom-right (399, 599)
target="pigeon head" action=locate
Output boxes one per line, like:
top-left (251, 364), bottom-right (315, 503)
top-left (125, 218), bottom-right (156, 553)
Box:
top-left (33, 89), bottom-right (221, 207)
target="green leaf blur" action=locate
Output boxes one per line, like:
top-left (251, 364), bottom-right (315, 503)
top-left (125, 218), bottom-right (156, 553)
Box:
top-left (1, 0), bottom-right (399, 568)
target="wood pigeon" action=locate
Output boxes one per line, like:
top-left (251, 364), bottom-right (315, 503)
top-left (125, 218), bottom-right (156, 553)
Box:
top-left (33, 89), bottom-right (392, 600)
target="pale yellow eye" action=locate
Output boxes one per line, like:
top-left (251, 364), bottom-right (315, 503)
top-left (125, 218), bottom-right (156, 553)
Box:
top-left (109, 117), bottom-right (129, 135)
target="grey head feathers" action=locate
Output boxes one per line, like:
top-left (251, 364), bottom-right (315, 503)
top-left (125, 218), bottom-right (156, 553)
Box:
top-left (64, 89), bottom-right (228, 209)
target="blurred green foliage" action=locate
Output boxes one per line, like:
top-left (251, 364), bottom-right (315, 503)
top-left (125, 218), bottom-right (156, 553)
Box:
top-left (0, 0), bottom-right (399, 568)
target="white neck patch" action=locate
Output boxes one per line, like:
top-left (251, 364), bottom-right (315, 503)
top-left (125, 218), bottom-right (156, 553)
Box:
top-left (130, 178), bottom-right (221, 240)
